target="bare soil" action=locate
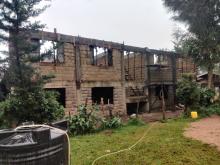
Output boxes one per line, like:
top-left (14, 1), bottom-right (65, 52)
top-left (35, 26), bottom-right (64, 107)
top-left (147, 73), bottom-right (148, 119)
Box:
top-left (140, 110), bottom-right (183, 122)
top-left (121, 110), bottom-right (183, 123)
top-left (184, 115), bottom-right (220, 151)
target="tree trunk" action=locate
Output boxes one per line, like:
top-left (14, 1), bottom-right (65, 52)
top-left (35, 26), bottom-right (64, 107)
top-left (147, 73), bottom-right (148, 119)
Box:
top-left (207, 67), bottom-right (213, 89)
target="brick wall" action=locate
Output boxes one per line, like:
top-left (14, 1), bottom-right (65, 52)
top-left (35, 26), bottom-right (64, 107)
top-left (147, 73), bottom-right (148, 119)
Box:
top-left (36, 43), bottom-right (77, 114)
top-left (31, 31), bottom-right (195, 115)
top-left (37, 42), bottom-right (126, 115)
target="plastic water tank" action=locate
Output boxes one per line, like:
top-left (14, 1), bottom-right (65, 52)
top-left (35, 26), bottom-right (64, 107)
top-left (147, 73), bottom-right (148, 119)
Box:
top-left (0, 125), bottom-right (68, 165)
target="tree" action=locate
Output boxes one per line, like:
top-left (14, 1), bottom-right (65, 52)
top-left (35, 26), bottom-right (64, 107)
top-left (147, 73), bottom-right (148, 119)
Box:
top-left (163, 0), bottom-right (220, 88)
top-left (0, 0), bottom-right (64, 126)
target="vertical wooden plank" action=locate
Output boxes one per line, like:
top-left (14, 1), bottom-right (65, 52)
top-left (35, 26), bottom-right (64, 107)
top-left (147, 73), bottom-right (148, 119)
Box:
top-left (121, 49), bottom-right (125, 83)
top-left (141, 53), bottom-right (143, 80)
top-left (128, 52), bottom-right (130, 80)
top-left (105, 48), bottom-right (108, 66)
top-left (75, 45), bottom-right (81, 89)
top-left (145, 51), bottom-right (151, 113)
top-left (134, 53), bottom-right (136, 80)
top-left (171, 54), bottom-right (177, 111)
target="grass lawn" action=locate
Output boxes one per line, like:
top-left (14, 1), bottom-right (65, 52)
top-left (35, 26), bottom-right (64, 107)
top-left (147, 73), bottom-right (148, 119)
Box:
top-left (70, 119), bottom-right (220, 165)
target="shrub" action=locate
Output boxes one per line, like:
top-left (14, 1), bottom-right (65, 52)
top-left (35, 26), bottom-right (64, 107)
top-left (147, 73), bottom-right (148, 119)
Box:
top-left (176, 74), bottom-right (200, 115)
top-left (68, 104), bottom-right (100, 135)
top-left (197, 103), bottom-right (220, 117)
top-left (101, 117), bottom-right (122, 129)
top-left (199, 88), bottom-right (215, 107)
top-left (0, 109), bottom-right (9, 129)
top-left (0, 90), bottom-right (64, 126)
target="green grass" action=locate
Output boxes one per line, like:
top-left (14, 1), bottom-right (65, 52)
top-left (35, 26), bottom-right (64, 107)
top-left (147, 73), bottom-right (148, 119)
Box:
top-left (70, 119), bottom-right (220, 165)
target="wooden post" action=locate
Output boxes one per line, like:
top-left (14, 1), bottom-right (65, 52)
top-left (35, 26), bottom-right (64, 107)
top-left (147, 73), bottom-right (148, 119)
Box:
top-left (134, 53), bottom-right (136, 80)
top-left (145, 51), bottom-right (151, 113)
top-left (121, 46), bottom-right (125, 84)
top-left (141, 53), bottom-right (143, 80)
top-left (161, 85), bottom-right (166, 120)
top-left (171, 55), bottom-right (177, 111)
top-left (128, 52), bottom-right (130, 80)
top-left (75, 46), bottom-right (81, 89)
top-left (101, 97), bottom-right (104, 115)
top-left (136, 100), bottom-right (140, 118)
top-left (108, 99), bottom-right (113, 118)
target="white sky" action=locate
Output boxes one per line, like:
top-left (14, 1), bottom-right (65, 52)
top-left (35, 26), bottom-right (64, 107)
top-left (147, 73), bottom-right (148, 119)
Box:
top-left (38, 0), bottom-right (183, 50)
top-left (0, 0), bottom-right (184, 54)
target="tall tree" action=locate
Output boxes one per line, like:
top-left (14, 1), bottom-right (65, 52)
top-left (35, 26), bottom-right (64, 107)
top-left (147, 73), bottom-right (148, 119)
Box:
top-left (0, 0), bottom-right (64, 126)
top-left (163, 0), bottom-right (220, 88)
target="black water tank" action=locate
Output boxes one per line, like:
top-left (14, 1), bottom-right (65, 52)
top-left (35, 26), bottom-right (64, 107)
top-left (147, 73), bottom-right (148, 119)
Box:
top-left (0, 126), bottom-right (68, 165)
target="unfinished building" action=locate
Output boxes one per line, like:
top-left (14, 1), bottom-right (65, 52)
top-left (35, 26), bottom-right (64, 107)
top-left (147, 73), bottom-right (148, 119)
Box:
top-left (30, 30), bottom-right (196, 116)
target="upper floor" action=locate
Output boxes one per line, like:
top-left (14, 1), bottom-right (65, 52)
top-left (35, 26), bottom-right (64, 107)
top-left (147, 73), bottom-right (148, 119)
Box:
top-left (28, 30), bottom-right (196, 87)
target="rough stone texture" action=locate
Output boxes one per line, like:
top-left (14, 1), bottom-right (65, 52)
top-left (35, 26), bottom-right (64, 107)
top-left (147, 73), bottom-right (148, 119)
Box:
top-left (37, 43), bottom-right (77, 114)
top-left (37, 42), bottom-right (126, 115)
top-left (33, 31), bottom-right (196, 116)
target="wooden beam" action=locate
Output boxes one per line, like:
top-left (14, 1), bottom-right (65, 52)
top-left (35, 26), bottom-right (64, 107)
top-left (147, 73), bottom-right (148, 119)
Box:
top-left (31, 30), bottom-right (148, 53)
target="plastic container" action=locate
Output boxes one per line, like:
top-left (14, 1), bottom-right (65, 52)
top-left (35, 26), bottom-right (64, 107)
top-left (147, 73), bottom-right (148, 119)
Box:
top-left (0, 125), bottom-right (68, 165)
top-left (191, 111), bottom-right (198, 119)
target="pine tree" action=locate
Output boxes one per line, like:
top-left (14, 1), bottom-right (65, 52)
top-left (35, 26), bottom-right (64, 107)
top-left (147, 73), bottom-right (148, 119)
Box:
top-left (163, 0), bottom-right (220, 88)
top-left (0, 0), bottom-right (64, 126)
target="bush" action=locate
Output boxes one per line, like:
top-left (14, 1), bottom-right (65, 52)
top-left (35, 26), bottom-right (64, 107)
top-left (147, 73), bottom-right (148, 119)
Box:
top-left (0, 109), bottom-right (9, 129)
top-left (101, 117), bottom-right (122, 129)
top-left (68, 104), bottom-right (124, 135)
top-left (199, 88), bottom-right (215, 107)
top-left (176, 74), bottom-right (200, 114)
top-left (68, 104), bottom-right (100, 135)
top-left (196, 104), bottom-right (220, 117)
top-left (0, 90), bottom-right (64, 126)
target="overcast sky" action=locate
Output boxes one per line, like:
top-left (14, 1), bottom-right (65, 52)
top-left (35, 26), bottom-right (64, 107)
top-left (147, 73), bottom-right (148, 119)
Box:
top-left (38, 0), bottom-right (182, 50)
top-left (0, 0), bottom-right (183, 53)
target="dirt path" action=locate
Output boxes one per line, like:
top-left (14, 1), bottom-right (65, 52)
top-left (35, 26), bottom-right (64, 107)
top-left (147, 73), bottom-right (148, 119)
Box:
top-left (184, 115), bottom-right (220, 151)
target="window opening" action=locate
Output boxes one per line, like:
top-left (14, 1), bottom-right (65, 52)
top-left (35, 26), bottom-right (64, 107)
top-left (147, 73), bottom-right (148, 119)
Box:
top-left (155, 85), bottom-right (168, 100)
top-left (45, 88), bottom-right (66, 107)
top-left (92, 87), bottom-right (114, 104)
top-left (90, 46), bottom-right (113, 67)
top-left (154, 54), bottom-right (168, 65)
top-left (40, 40), bottom-right (64, 63)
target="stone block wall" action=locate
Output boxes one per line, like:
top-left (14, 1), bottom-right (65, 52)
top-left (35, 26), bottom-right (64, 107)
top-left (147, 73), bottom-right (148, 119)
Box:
top-left (37, 39), bottom-right (126, 115)
top-left (31, 31), bottom-right (191, 116)
top-left (36, 43), bottom-right (77, 114)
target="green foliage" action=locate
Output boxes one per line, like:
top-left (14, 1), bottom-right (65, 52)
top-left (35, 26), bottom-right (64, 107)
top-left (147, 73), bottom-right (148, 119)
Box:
top-left (127, 118), bottom-right (145, 126)
top-left (101, 117), bottom-right (122, 129)
top-left (199, 88), bottom-right (215, 107)
top-left (0, 1), bottom-right (66, 126)
top-left (0, 90), bottom-right (64, 125)
top-left (176, 74), bottom-right (200, 112)
top-left (179, 36), bottom-right (220, 71)
top-left (0, 109), bottom-right (9, 129)
top-left (68, 104), bottom-right (100, 136)
top-left (164, 0), bottom-right (220, 88)
top-left (163, 0), bottom-right (220, 40)
top-left (68, 104), bottom-right (123, 135)
top-left (196, 104), bottom-right (220, 118)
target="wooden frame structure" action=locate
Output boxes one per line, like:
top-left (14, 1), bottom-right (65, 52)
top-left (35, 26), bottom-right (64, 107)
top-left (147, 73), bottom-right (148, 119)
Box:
top-left (28, 30), bottom-right (196, 115)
